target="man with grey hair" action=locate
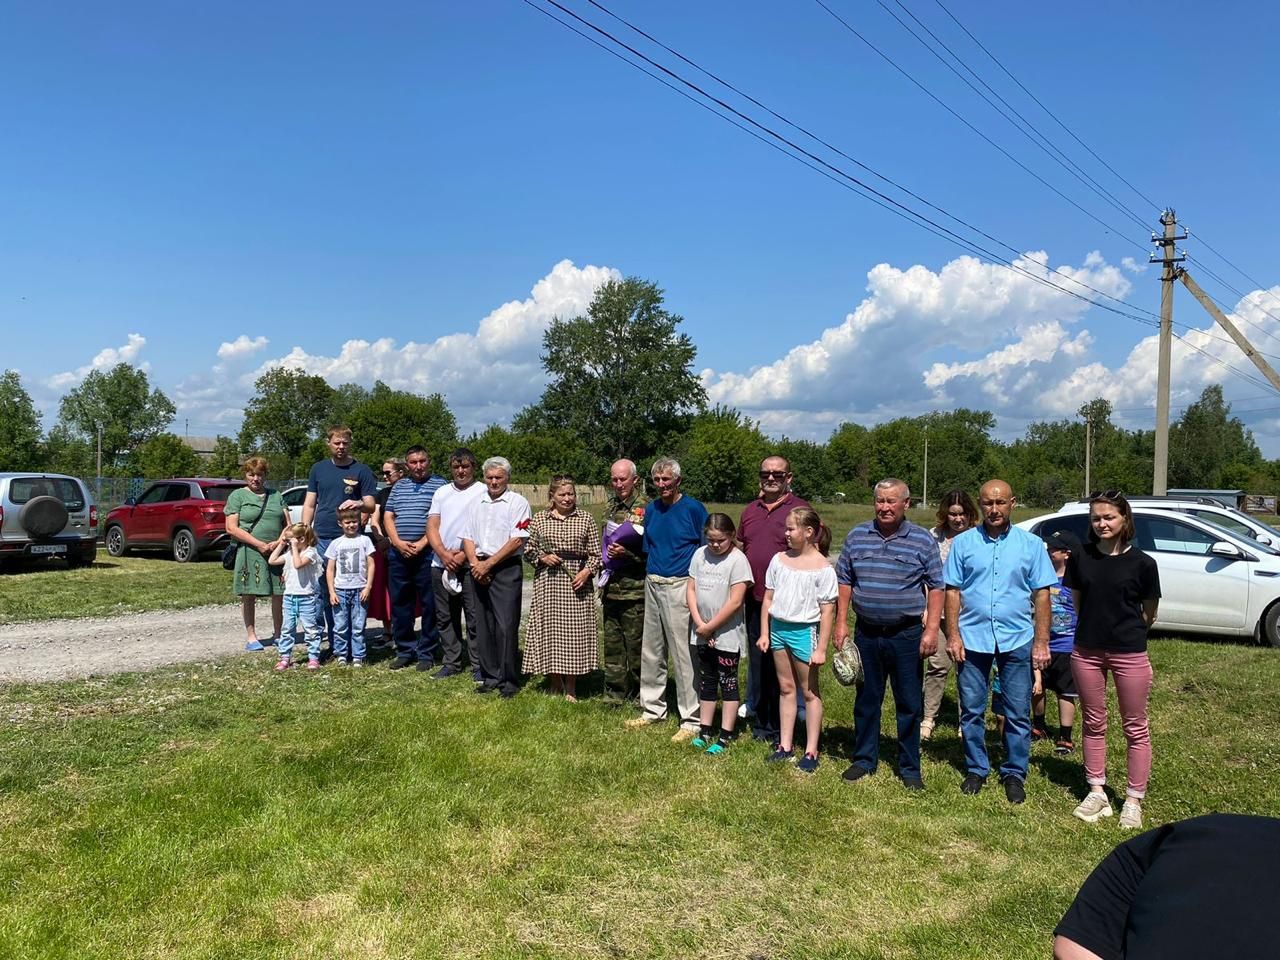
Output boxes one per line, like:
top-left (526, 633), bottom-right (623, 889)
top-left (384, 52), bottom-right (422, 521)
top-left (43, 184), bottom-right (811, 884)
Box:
top-left (601, 457), bottom-right (648, 702)
top-left (460, 456), bottom-right (531, 699)
top-left (626, 456), bottom-right (708, 740)
top-left (833, 478), bottom-right (943, 790)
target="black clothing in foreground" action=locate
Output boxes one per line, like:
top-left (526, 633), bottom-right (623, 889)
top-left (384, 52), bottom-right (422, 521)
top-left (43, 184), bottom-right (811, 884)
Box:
top-left (1055, 813), bottom-right (1280, 960)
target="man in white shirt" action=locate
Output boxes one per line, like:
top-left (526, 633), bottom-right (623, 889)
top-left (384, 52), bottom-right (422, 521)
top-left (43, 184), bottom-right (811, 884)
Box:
top-left (461, 456), bottom-right (531, 699)
top-left (426, 448), bottom-right (487, 680)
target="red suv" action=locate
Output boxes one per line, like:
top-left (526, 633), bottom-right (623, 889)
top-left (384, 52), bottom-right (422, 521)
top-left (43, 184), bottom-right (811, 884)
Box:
top-left (104, 478), bottom-right (246, 563)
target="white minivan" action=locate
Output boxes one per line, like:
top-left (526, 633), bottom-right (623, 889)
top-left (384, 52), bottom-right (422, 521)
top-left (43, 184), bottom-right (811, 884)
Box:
top-left (1018, 508), bottom-right (1280, 647)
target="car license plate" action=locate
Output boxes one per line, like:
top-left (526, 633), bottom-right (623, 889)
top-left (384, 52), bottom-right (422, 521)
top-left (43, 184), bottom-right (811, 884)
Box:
top-left (29, 544), bottom-right (67, 555)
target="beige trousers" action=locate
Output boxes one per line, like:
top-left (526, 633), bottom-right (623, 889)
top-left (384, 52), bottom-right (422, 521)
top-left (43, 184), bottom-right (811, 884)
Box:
top-left (639, 576), bottom-right (700, 728)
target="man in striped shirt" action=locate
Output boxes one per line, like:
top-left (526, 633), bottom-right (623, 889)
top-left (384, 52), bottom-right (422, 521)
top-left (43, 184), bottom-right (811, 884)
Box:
top-left (384, 446), bottom-right (446, 671)
top-left (833, 478), bottom-right (943, 791)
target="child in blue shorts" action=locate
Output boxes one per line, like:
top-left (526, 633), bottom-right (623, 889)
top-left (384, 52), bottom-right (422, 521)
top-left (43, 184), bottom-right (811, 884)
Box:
top-left (758, 507), bottom-right (838, 773)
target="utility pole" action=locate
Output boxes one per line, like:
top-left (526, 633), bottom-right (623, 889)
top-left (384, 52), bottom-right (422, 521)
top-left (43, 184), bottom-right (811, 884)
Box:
top-left (95, 421), bottom-right (103, 503)
top-left (922, 426), bottom-right (929, 509)
top-left (1084, 416), bottom-right (1092, 497)
top-left (1150, 210), bottom-right (1186, 495)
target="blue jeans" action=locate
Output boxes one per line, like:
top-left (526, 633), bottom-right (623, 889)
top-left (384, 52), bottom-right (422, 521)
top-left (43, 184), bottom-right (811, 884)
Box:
top-left (387, 548), bottom-right (440, 664)
top-left (331, 587), bottom-right (368, 662)
top-left (956, 643), bottom-right (1033, 781)
top-left (279, 594), bottom-right (323, 660)
top-left (851, 620), bottom-right (924, 779)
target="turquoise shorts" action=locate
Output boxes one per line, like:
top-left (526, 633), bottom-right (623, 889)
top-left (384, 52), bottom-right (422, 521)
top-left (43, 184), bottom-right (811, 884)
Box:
top-left (769, 618), bottom-right (817, 662)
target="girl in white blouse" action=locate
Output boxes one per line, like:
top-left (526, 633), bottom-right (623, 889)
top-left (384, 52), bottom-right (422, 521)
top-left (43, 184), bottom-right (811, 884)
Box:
top-left (758, 507), bottom-right (838, 773)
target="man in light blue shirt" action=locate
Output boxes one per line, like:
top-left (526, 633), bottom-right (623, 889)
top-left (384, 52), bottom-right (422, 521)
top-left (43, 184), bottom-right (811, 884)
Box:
top-left (944, 479), bottom-right (1055, 804)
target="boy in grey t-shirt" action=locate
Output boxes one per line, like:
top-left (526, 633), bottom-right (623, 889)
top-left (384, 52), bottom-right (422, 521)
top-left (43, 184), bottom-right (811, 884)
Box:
top-left (325, 508), bottom-right (377, 666)
top-left (685, 514), bottom-right (753, 753)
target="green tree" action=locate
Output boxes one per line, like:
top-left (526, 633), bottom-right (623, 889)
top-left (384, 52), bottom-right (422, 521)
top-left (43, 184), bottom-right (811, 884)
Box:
top-left (773, 438), bottom-right (835, 500)
top-left (1170, 385), bottom-right (1261, 488)
top-left (827, 422), bottom-right (872, 497)
top-left (57, 363), bottom-right (176, 472)
top-left (238, 368), bottom-right (335, 461)
top-left (206, 436), bottom-right (244, 478)
top-left (347, 382), bottom-right (458, 467)
top-left (677, 407), bottom-right (767, 503)
top-left (130, 433), bottom-right (204, 478)
top-left (531, 277), bottom-right (707, 465)
top-left (0, 370), bottom-right (43, 471)
top-left (40, 425), bottom-right (96, 478)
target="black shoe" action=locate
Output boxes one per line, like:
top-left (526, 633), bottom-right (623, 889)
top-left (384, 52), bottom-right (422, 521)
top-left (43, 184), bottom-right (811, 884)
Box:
top-left (1002, 776), bottom-right (1026, 804)
top-left (499, 688), bottom-right (517, 700)
top-left (389, 657), bottom-right (414, 671)
top-left (475, 684), bottom-right (497, 695)
top-left (432, 665), bottom-right (461, 679)
top-left (415, 659), bottom-right (436, 672)
top-left (841, 763), bottom-right (871, 783)
top-left (960, 774), bottom-right (986, 795)
top-left (902, 777), bottom-right (925, 791)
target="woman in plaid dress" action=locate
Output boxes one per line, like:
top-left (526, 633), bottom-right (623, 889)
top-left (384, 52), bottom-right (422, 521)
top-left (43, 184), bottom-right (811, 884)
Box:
top-left (522, 476), bottom-right (602, 701)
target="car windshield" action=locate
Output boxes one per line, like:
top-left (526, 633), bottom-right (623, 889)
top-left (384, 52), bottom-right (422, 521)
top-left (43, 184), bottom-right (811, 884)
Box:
top-left (8, 477), bottom-right (86, 510)
top-left (1196, 515), bottom-right (1280, 555)
top-left (200, 485), bottom-right (242, 503)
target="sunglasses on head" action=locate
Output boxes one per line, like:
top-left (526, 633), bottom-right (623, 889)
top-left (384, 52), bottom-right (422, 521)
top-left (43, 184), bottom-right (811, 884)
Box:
top-left (1090, 488), bottom-right (1125, 501)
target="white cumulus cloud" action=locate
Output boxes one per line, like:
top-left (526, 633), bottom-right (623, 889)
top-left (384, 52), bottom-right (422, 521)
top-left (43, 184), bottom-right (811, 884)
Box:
top-left (46, 333), bottom-right (148, 389)
top-left (217, 335), bottom-right (270, 359)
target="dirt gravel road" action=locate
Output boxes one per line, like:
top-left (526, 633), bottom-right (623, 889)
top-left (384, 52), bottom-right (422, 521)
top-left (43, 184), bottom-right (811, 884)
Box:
top-left (0, 585), bottom-right (532, 685)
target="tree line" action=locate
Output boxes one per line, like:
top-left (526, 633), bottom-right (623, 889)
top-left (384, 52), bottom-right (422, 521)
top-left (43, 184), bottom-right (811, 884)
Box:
top-left (1, 277), bottom-right (1274, 505)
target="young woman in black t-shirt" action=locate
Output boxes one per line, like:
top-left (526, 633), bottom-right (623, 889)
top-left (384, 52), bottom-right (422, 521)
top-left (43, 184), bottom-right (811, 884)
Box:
top-left (1064, 492), bottom-right (1161, 830)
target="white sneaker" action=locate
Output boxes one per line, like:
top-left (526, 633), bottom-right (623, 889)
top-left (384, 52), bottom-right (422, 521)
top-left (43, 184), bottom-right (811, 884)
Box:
top-left (737, 703), bottom-right (748, 720)
top-left (1073, 792), bottom-right (1113, 823)
top-left (1119, 799), bottom-right (1143, 829)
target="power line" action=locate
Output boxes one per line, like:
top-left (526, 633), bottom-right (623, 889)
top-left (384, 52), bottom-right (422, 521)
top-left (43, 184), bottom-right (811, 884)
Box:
top-left (879, 0), bottom-right (1151, 232)
top-left (1188, 230), bottom-right (1280, 314)
top-left (579, 0), bottom-right (1162, 324)
top-left (810, 0), bottom-right (1148, 252)
top-left (929, 0), bottom-right (1164, 217)
top-left (1184, 256), bottom-right (1280, 343)
top-left (525, 0), bottom-right (1162, 329)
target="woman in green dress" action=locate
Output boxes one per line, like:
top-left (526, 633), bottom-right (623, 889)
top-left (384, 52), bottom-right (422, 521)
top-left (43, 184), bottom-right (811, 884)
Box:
top-left (224, 456), bottom-right (288, 651)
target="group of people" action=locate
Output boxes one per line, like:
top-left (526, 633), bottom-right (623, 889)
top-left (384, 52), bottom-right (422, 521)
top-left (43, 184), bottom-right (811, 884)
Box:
top-left (226, 428), bottom-right (1161, 826)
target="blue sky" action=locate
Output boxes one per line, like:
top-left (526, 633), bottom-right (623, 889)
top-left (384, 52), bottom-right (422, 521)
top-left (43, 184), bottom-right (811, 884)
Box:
top-left (4, 1), bottom-right (1280, 453)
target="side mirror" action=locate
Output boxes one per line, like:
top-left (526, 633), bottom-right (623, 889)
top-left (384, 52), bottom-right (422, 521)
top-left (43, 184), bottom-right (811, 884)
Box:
top-left (124, 496), bottom-right (137, 506)
top-left (1210, 541), bottom-right (1244, 560)
top-left (1257, 534), bottom-right (1274, 546)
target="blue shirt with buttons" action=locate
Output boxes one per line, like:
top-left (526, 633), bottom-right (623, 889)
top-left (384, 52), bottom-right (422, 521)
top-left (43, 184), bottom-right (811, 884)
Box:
top-left (943, 524), bottom-right (1057, 653)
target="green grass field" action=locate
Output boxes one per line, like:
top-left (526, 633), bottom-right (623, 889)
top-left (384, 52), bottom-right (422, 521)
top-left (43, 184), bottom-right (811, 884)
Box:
top-left (1, 635), bottom-right (1277, 959)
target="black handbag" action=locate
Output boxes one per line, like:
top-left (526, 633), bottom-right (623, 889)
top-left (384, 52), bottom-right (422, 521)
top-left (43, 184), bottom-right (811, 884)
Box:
top-left (223, 492), bottom-right (270, 570)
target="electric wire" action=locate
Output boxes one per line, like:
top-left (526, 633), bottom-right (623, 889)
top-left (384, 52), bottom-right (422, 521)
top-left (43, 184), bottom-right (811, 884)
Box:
top-left (880, 0), bottom-right (1151, 232)
top-left (810, 0), bottom-right (1148, 252)
top-left (930, 0), bottom-right (1164, 216)
top-left (526, 0), bottom-right (1161, 328)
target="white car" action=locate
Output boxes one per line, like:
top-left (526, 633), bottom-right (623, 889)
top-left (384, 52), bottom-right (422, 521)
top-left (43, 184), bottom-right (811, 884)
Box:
top-left (1053, 496), bottom-right (1280, 550)
top-left (1018, 508), bottom-right (1280, 647)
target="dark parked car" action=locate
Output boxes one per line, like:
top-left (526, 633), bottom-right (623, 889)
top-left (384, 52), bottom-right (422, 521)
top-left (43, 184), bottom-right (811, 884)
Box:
top-left (0, 472), bottom-right (98, 568)
top-left (104, 478), bottom-right (246, 562)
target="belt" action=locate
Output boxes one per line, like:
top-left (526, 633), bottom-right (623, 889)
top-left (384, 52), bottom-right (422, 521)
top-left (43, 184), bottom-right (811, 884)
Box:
top-left (855, 615), bottom-right (923, 636)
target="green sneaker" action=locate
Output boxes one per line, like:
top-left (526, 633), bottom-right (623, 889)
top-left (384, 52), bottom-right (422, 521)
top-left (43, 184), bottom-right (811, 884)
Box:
top-left (705, 742), bottom-right (727, 756)
top-left (690, 736), bottom-right (711, 750)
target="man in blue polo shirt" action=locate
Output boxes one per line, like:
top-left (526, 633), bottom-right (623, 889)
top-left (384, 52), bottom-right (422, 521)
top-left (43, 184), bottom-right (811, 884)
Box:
top-left (383, 445), bottom-right (446, 671)
top-left (626, 457), bottom-right (708, 741)
top-left (834, 478), bottom-right (943, 791)
top-left (944, 478), bottom-right (1056, 804)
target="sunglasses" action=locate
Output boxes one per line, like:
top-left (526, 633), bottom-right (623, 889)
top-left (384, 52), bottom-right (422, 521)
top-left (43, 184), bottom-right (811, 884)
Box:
top-left (1090, 488), bottom-right (1125, 501)
top-left (759, 470), bottom-right (789, 480)
top-left (382, 470), bottom-right (394, 477)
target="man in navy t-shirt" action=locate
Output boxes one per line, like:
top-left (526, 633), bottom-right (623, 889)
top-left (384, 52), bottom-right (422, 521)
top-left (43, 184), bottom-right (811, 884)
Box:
top-left (302, 425), bottom-right (378, 655)
top-left (625, 457), bottom-right (708, 740)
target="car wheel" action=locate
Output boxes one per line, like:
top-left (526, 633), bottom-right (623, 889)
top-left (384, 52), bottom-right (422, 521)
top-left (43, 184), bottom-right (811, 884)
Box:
top-left (1261, 604), bottom-right (1280, 648)
top-left (105, 525), bottom-right (128, 557)
top-left (172, 529), bottom-right (196, 563)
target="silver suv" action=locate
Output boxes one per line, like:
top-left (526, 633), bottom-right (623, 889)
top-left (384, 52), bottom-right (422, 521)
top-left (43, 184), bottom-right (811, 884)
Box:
top-left (0, 473), bottom-right (98, 568)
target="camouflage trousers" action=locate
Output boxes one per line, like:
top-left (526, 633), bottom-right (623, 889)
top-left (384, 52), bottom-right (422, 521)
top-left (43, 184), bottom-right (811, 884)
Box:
top-left (601, 597), bottom-right (644, 701)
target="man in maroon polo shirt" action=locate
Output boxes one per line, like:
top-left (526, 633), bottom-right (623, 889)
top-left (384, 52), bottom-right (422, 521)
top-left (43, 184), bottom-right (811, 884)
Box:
top-left (738, 455), bottom-right (811, 743)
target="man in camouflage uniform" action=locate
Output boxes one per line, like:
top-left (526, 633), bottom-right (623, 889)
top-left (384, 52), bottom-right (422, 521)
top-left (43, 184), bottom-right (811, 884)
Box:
top-left (601, 458), bottom-right (647, 702)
